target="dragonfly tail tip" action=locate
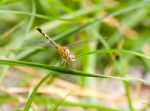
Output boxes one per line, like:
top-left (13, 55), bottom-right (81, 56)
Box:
top-left (36, 27), bottom-right (42, 33)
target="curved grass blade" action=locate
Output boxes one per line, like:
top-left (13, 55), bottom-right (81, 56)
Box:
top-left (0, 59), bottom-right (150, 85)
top-left (24, 72), bottom-right (54, 111)
top-left (0, 10), bottom-right (80, 21)
top-left (0, 3), bottom-right (102, 21)
top-left (77, 49), bottom-right (150, 61)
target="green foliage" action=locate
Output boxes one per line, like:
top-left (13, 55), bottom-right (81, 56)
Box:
top-left (0, 0), bottom-right (150, 111)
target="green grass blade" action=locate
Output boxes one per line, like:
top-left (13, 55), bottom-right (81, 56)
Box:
top-left (0, 59), bottom-right (150, 85)
top-left (24, 72), bottom-right (53, 111)
top-left (77, 49), bottom-right (150, 60)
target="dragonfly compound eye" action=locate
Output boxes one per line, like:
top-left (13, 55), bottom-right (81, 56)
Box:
top-left (69, 54), bottom-right (75, 61)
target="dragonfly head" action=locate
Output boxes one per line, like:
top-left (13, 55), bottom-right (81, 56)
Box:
top-left (68, 53), bottom-right (75, 62)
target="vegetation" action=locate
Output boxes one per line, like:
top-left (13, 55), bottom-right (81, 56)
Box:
top-left (0, 0), bottom-right (150, 111)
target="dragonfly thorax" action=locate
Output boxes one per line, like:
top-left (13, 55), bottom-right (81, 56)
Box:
top-left (57, 46), bottom-right (75, 62)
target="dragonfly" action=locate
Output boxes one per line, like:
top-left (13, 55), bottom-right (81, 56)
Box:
top-left (36, 27), bottom-right (75, 66)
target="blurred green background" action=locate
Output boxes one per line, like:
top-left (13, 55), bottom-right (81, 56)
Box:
top-left (0, 0), bottom-right (150, 111)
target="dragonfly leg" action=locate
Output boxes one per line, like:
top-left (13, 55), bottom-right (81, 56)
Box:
top-left (60, 60), bottom-right (70, 67)
top-left (59, 60), bottom-right (64, 67)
